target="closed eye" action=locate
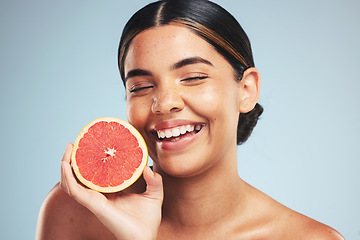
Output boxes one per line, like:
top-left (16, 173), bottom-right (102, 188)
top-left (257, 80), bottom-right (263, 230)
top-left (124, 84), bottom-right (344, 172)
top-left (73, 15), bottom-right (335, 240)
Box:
top-left (182, 76), bottom-right (208, 81)
top-left (128, 81), bottom-right (154, 95)
top-left (129, 86), bottom-right (153, 93)
top-left (180, 75), bottom-right (208, 86)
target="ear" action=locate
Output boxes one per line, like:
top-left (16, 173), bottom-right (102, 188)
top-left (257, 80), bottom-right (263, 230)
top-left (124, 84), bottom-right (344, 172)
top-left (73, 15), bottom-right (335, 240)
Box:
top-left (238, 67), bottom-right (261, 113)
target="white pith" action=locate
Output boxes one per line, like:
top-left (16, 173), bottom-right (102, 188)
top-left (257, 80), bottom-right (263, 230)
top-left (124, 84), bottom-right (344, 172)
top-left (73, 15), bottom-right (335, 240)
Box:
top-left (104, 148), bottom-right (116, 157)
top-left (157, 124), bottom-right (202, 139)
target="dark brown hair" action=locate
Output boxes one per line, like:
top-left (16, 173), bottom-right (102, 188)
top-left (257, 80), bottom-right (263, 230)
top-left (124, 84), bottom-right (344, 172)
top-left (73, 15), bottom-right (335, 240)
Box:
top-left (118, 0), bottom-right (263, 144)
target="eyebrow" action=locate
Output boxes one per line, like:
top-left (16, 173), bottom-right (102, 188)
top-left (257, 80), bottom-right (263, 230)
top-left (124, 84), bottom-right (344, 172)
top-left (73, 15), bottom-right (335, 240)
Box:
top-left (171, 56), bottom-right (213, 70)
top-left (124, 56), bottom-right (213, 82)
top-left (125, 69), bottom-right (152, 82)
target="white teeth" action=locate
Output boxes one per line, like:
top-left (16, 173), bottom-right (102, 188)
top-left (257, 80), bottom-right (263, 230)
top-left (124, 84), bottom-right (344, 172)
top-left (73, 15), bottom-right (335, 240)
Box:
top-left (157, 124), bottom-right (202, 139)
top-left (159, 131), bottom-right (166, 138)
top-left (165, 129), bottom-right (172, 138)
top-left (172, 128), bottom-right (180, 137)
top-left (180, 126), bottom-right (186, 134)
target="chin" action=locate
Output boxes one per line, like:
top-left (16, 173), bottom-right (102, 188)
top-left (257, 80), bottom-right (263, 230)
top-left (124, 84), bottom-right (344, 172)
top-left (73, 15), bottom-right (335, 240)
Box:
top-left (153, 154), bottom-right (211, 179)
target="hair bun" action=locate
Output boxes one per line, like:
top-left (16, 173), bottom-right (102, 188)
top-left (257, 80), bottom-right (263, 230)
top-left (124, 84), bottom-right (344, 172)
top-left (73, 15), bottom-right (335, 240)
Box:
top-left (237, 103), bottom-right (263, 145)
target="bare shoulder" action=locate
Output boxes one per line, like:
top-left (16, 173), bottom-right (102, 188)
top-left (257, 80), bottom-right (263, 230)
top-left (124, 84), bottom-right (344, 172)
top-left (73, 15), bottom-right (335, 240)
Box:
top-left (274, 201), bottom-right (344, 240)
top-left (247, 185), bottom-right (344, 239)
top-left (35, 183), bottom-right (116, 240)
top-left (289, 212), bottom-right (344, 240)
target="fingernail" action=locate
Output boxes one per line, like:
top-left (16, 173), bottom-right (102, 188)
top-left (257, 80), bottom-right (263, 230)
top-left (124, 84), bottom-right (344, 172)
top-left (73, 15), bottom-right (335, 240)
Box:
top-left (147, 166), bottom-right (155, 176)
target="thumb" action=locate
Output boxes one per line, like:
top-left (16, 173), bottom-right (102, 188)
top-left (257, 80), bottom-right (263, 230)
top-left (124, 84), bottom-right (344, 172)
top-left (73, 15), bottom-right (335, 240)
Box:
top-left (142, 166), bottom-right (163, 202)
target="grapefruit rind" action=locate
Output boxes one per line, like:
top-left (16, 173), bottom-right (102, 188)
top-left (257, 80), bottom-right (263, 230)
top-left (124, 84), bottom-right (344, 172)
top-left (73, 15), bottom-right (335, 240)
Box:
top-left (71, 117), bottom-right (148, 193)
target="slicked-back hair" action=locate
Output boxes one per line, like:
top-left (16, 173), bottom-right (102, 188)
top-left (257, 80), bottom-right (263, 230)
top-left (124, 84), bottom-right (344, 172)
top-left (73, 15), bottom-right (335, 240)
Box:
top-left (118, 0), bottom-right (263, 145)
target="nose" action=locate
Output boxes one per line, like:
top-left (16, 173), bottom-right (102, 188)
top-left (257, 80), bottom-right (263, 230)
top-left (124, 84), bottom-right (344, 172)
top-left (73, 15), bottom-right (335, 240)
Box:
top-left (151, 85), bottom-right (185, 114)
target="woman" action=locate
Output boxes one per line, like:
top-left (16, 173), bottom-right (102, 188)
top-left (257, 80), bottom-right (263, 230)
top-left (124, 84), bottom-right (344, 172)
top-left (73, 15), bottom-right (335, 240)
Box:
top-left (36, 0), bottom-right (344, 239)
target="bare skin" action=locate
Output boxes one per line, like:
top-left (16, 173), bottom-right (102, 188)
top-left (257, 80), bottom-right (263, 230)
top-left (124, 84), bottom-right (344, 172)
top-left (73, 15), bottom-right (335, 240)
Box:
top-left (36, 167), bottom-right (342, 240)
top-left (36, 25), bottom-right (344, 240)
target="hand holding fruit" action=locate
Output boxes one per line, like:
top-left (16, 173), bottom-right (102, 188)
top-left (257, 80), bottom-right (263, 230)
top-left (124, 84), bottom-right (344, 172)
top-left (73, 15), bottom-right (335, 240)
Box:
top-left (60, 143), bottom-right (164, 240)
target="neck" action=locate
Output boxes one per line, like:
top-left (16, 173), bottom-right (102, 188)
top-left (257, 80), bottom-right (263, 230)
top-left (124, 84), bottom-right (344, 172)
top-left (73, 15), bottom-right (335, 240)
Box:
top-left (155, 150), bottom-right (249, 233)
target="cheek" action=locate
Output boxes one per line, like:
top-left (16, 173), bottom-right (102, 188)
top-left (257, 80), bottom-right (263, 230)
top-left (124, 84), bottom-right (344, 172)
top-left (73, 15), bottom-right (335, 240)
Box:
top-left (126, 100), bottom-right (148, 131)
top-left (191, 82), bottom-right (240, 144)
top-left (198, 88), bottom-right (222, 117)
top-left (191, 83), bottom-right (238, 119)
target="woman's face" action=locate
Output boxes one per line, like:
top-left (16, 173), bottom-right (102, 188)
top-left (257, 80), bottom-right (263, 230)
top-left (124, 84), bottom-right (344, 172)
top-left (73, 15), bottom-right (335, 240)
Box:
top-left (124, 25), bottom-right (243, 177)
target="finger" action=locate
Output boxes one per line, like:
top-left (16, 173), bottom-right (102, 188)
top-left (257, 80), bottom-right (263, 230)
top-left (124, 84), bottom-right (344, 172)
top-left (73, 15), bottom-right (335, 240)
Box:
top-left (62, 143), bottom-right (73, 164)
top-left (59, 143), bottom-right (73, 193)
top-left (142, 166), bottom-right (163, 202)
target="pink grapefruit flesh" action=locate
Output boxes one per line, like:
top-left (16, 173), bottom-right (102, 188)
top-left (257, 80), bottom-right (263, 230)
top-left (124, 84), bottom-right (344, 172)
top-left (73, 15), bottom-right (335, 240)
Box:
top-left (71, 117), bottom-right (148, 193)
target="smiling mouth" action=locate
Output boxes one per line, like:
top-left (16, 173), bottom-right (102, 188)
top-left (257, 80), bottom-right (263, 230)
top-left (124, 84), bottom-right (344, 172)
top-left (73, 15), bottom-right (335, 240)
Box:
top-left (154, 124), bottom-right (204, 142)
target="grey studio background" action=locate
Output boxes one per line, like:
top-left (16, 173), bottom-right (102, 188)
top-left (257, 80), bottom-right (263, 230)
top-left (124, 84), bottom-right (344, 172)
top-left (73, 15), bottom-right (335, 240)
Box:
top-left (1, 0), bottom-right (359, 239)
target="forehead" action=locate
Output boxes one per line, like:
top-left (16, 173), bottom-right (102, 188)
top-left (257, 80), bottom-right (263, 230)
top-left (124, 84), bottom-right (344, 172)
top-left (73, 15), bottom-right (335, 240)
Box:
top-left (124, 25), bottom-right (225, 71)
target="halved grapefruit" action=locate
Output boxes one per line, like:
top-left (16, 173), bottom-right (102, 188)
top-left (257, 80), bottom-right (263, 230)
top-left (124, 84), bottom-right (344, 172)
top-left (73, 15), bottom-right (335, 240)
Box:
top-left (71, 117), bottom-right (148, 193)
